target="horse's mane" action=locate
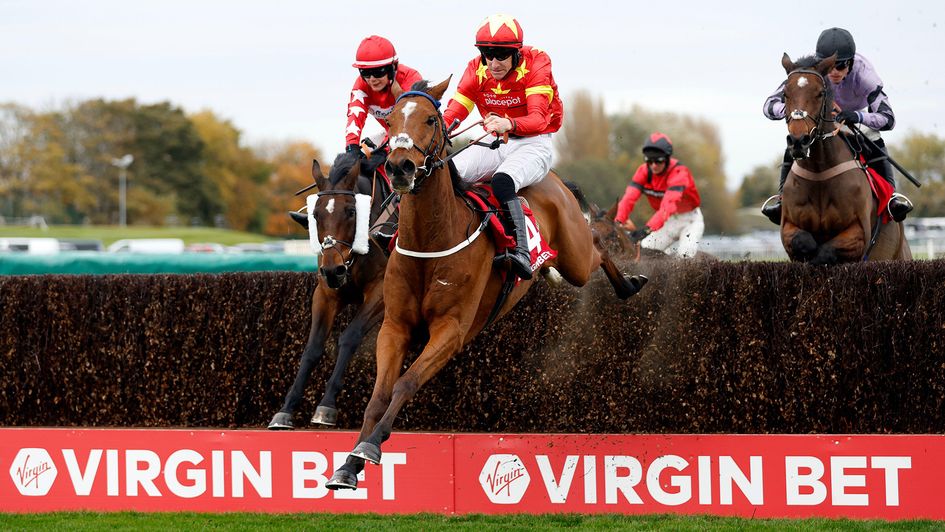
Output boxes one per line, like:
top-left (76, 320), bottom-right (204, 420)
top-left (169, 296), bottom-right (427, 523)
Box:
top-left (793, 55), bottom-right (820, 69)
top-left (562, 179), bottom-right (591, 214)
top-left (410, 80), bottom-right (432, 92)
top-left (329, 151), bottom-right (361, 186)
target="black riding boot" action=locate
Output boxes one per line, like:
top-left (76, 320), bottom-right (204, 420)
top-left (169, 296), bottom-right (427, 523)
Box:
top-left (868, 140), bottom-right (913, 222)
top-left (761, 148), bottom-right (792, 225)
top-left (496, 199), bottom-right (534, 280)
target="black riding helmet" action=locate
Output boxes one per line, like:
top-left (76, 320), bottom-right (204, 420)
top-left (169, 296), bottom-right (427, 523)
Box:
top-left (816, 27), bottom-right (856, 62)
top-left (642, 132), bottom-right (673, 158)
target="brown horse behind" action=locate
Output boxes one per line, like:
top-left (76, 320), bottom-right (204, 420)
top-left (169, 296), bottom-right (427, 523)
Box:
top-left (326, 78), bottom-right (646, 489)
top-left (779, 53), bottom-right (910, 264)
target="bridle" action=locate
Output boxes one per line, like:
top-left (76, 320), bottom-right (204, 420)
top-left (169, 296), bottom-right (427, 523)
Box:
top-left (308, 185), bottom-right (373, 283)
top-left (784, 68), bottom-right (837, 157)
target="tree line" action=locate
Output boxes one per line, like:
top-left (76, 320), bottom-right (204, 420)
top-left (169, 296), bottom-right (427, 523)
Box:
top-left (2, 96), bottom-right (943, 237)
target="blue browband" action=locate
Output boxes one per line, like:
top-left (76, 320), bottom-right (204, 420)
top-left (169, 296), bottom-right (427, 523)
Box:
top-left (396, 90), bottom-right (441, 109)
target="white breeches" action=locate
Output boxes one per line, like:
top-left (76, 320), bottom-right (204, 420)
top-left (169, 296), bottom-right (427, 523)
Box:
top-left (641, 207), bottom-right (705, 259)
top-left (452, 134), bottom-right (553, 192)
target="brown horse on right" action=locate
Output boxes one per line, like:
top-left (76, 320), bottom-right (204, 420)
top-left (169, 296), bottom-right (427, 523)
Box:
top-left (779, 53), bottom-right (910, 264)
top-left (326, 78), bottom-right (647, 490)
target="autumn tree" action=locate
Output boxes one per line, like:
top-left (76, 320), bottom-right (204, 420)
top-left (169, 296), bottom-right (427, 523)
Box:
top-left (191, 110), bottom-right (270, 231)
top-left (258, 141), bottom-right (324, 237)
top-left (737, 159), bottom-right (781, 208)
top-left (890, 131), bottom-right (945, 217)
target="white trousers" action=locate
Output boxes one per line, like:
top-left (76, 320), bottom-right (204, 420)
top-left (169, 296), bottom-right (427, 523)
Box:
top-left (641, 207), bottom-right (705, 259)
top-left (452, 134), bottom-right (553, 192)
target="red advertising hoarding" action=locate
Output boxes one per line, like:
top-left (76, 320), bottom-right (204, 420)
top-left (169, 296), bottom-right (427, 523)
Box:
top-left (2, 429), bottom-right (944, 519)
top-left (0, 429), bottom-right (452, 513)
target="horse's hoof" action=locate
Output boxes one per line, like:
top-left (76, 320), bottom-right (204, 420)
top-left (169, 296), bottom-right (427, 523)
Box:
top-left (310, 406), bottom-right (338, 426)
top-left (350, 441), bottom-right (382, 465)
top-left (542, 267), bottom-right (563, 286)
top-left (326, 469), bottom-right (359, 490)
top-left (267, 412), bottom-right (294, 430)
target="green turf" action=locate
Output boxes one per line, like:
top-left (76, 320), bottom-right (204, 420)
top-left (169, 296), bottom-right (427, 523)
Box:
top-left (0, 512), bottom-right (939, 531)
top-left (0, 225), bottom-right (301, 247)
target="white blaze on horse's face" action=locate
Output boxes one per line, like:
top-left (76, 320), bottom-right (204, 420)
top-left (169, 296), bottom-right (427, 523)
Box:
top-left (796, 77), bottom-right (809, 88)
top-left (390, 133), bottom-right (414, 151)
top-left (325, 198), bottom-right (335, 214)
top-left (401, 101), bottom-right (417, 122)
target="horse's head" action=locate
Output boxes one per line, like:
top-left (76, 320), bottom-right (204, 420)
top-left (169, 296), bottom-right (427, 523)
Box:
top-left (781, 53), bottom-right (837, 160)
top-left (589, 201), bottom-right (640, 260)
top-left (385, 77), bottom-right (452, 194)
top-left (309, 155), bottom-right (372, 289)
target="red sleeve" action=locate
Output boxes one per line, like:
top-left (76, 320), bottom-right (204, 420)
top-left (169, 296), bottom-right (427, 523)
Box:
top-left (345, 78), bottom-right (370, 146)
top-left (645, 164), bottom-right (691, 231)
top-left (443, 60), bottom-right (479, 128)
top-left (509, 52), bottom-right (554, 135)
top-left (396, 64), bottom-right (423, 94)
top-left (615, 164), bottom-right (648, 223)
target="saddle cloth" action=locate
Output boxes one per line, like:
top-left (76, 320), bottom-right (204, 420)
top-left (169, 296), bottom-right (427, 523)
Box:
top-left (860, 155), bottom-right (894, 223)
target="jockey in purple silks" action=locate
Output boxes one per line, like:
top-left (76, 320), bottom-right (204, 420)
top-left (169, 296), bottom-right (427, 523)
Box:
top-left (761, 27), bottom-right (913, 225)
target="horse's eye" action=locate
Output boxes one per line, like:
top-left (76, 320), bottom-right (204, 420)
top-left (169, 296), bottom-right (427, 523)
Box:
top-left (345, 206), bottom-right (356, 218)
top-left (426, 116), bottom-right (436, 125)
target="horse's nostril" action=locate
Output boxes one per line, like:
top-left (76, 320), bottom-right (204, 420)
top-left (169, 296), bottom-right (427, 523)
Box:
top-left (785, 134), bottom-right (794, 147)
top-left (401, 159), bottom-right (416, 174)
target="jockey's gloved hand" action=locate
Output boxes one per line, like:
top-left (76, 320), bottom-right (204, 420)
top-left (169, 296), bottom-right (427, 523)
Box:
top-left (629, 226), bottom-right (651, 243)
top-left (345, 143), bottom-right (362, 154)
top-left (837, 110), bottom-right (860, 125)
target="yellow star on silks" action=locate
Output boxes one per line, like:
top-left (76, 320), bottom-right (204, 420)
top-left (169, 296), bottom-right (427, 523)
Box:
top-left (514, 58), bottom-right (529, 82)
top-left (491, 83), bottom-right (510, 95)
top-left (485, 14), bottom-right (520, 40)
top-left (476, 62), bottom-right (489, 84)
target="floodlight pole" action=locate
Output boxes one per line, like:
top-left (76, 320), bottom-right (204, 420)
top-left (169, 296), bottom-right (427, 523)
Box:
top-left (110, 154), bottom-right (134, 227)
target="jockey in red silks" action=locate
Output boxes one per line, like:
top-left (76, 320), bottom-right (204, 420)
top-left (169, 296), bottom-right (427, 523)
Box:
top-left (614, 133), bottom-right (705, 258)
top-left (345, 35), bottom-right (422, 154)
top-left (442, 14), bottom-right (564, 280)
top-left (761, 27), bottom-right (913, 225)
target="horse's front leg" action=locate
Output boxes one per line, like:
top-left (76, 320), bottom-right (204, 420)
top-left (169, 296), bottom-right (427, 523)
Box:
top-left (782, 220), bottom-right (818, 262)
top-left (268, 284), bottom-right (340, 430)
top-left (812, 223), bottom-right (868, 265)
top-left (312, 279), bottom-right (385, 426)
top-left (351, 318), bottom-right (464, 466)
top-left (326, 319), bottom-right (412, 490)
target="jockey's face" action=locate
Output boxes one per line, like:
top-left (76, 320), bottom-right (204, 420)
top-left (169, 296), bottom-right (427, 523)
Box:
top-left (365, 73), bottom-right (390, 92)
top-left (486, 55), bottom-right (513, 81)
top-left (827, 60), bottom-right (850, 84)
top-left (645, 155), bottom-right (668, 175)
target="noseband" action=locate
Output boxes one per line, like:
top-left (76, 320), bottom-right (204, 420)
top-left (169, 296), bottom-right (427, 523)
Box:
top-left (785, 68), bottom-right (837, 154)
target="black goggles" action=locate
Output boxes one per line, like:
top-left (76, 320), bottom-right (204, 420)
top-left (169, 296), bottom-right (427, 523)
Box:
top-left (479, 47), bottom-right (514, 61)
top-left (359, 67), bottom-right (389, 79)
top-left (645, 156), bottom-right (668, 165)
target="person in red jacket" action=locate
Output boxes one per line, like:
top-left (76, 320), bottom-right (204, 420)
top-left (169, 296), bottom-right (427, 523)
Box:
top-left (614, 133), bottom-right (704, 258)
top-left (442, 14), bottom-right (564, 280)
top-left (345, 35), bottom-right (422, 154)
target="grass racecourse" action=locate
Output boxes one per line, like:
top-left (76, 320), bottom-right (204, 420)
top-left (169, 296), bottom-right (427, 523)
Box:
top-left (0, 513), bottom-right (940, 530)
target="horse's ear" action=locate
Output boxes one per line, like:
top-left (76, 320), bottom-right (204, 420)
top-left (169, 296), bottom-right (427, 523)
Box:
top-left (312, 159), bottom-right (328, 191)
top-left (605, 201), bottom-right (619, 221)
top-left (429, 75), bottom-right (452, 101)
top-left (815, 53), bottom-right (837, 75)
top-left (781, 53), bottom-right (795, 74)
top-left (391, 79), bottom-right (404, 100)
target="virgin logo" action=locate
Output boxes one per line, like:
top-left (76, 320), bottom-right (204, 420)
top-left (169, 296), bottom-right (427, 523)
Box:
top-left (9, 448), bottom-right (57, 496)
top-left (478, 454), bottom-right (530, 504)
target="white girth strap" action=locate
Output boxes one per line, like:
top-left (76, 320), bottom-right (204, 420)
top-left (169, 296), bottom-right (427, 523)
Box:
top-left (791, 160), bottom-right (863, 182)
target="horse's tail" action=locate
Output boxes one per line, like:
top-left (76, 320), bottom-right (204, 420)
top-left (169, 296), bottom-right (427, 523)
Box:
top-left (561, 179), bottom-right (591, 214)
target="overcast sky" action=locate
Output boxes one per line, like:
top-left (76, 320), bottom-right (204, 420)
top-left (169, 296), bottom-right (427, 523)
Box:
top-left (2, 0), bottom-right (942, 190)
